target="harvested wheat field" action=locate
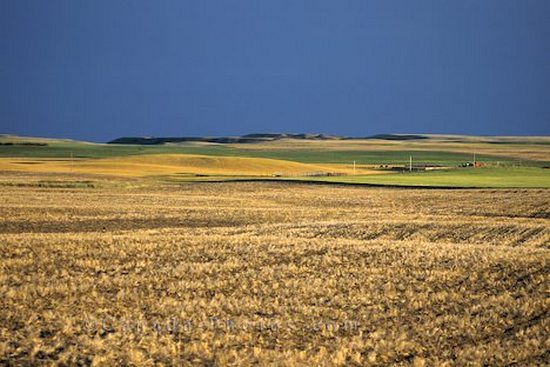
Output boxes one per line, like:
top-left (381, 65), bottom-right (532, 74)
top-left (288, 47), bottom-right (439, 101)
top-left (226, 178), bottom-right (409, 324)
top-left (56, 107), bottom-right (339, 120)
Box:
top-left (0, 173), bottom-right (549, 366)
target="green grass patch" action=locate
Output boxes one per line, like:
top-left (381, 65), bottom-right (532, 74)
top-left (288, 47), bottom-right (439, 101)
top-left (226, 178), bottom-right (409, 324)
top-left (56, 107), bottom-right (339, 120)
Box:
top-left (160, 167), bottom-right (550, 188)
top-left (287, 167), bottom-right (550, 188)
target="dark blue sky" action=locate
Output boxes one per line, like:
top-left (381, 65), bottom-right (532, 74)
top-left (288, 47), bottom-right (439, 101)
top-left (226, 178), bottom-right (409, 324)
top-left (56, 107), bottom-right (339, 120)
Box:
top-left (1, 1), bottom-right (549, 142)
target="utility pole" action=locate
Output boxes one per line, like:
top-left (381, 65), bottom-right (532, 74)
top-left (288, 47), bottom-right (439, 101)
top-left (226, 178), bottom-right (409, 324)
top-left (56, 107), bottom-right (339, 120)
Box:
top-left (473, 150), bottom-right (476, 166)
top-left (409, 156), bottom-right (412, 172)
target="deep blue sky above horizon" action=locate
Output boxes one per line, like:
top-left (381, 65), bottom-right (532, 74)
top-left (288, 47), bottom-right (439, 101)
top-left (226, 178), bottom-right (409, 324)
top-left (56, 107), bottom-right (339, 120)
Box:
top-left (1, 1), bottom-right (549, 142)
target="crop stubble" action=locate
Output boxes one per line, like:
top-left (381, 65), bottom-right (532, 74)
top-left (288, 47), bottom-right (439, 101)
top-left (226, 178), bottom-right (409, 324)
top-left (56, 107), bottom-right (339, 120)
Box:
top-left (0, 175), bottom-right (548, 365)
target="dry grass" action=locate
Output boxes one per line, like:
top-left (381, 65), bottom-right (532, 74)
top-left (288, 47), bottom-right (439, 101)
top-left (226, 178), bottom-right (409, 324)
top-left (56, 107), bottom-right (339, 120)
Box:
top-left (0, 172), bottom-right (548, 365)
top-left (0, 154), bottom-right (379, 177)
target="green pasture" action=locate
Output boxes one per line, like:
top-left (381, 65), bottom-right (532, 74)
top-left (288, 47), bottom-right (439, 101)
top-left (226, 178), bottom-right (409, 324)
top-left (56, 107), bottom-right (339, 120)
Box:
top-left (288, 167), bottom-right (550, 188)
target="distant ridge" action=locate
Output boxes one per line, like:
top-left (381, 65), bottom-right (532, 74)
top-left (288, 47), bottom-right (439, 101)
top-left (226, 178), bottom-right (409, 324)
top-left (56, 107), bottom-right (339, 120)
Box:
top-left (366, 134), bottom-right (428, 141)
top-left (107, 133), bottom-right (428, 145)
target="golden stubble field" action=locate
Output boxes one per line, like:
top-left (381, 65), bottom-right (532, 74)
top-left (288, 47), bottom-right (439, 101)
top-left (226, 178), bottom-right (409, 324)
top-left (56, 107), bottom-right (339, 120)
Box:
top-left (0, 172), bottom-right (548, 366)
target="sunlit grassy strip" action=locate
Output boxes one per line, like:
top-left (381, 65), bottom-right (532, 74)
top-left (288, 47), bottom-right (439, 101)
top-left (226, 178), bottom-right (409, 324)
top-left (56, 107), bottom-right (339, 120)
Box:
top-left (278, 167), bottom-right (550, 188)
top-left (164, 167), bottom-right (550, 189)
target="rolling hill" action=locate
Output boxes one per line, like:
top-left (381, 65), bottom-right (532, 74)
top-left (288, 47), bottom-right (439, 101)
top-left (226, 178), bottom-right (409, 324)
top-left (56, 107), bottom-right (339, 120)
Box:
top-left (1, 134), bottom-right (549, 187)
top-left (0, 154), bottom-right (378, 177)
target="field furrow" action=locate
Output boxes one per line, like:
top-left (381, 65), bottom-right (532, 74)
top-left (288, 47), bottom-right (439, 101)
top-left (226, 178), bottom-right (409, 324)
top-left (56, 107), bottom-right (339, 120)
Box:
top-left (0, 176), bottom-right (548, 365)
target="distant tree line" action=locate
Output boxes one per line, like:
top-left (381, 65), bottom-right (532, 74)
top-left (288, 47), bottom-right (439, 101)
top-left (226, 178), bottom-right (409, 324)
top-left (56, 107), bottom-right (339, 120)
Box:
top-left (0, 142), bottom-right (48, 146)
